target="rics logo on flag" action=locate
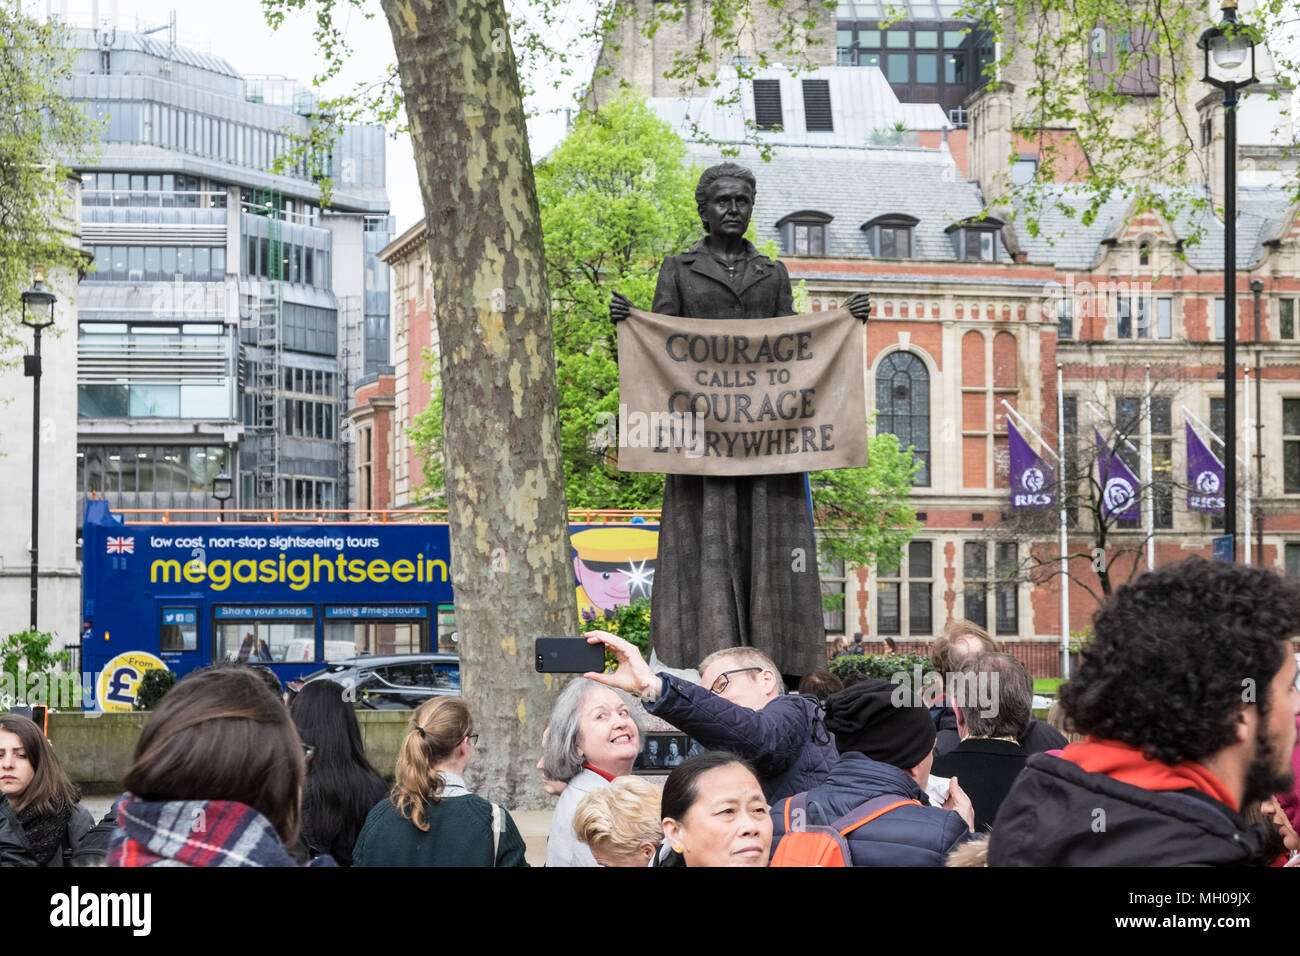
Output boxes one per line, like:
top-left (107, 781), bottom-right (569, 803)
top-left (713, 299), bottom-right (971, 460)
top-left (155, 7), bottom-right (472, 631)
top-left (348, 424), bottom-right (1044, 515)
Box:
top-left (1103, 477), bottom-right (1136, 514)
top-left (1008, 421), bottom-right (1055, 509)
top-left (1195, 470), bottom-right (1221, 494)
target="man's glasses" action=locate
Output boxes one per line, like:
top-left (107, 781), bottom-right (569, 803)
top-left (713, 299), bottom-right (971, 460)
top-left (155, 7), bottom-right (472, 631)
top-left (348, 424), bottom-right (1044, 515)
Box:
top-left (465, 733), bottom-right (479, 745)
top-left (709, 667), bottom-right (763, 695)
top-left (302, 744), bottom-right (315, 765)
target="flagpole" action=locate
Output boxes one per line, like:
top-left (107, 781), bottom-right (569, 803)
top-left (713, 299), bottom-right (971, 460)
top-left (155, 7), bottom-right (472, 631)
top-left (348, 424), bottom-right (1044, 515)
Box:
top-left (1085, 401), bottom-right (1153, 466)
top-left (1181, 406), bottom-right (1248, 467)
top-left (1057, 363), bottom-right (1069, 680)
top-left (998, 393), bottom-right (1069, 678)
top-left (1143, 364), bottom-right (1154, 572)
top-left (1244, 367), bottom-right (1252, 567)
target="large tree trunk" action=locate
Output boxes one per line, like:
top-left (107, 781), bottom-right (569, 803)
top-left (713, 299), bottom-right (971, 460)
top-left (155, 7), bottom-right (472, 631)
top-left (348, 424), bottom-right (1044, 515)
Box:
top-left (381, 0), bottom-right (577, 809)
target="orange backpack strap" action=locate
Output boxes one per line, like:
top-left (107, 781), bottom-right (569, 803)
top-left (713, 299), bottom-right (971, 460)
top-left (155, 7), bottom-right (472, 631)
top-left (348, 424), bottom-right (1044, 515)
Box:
top-left (835, 797), bottom-right (923, 837)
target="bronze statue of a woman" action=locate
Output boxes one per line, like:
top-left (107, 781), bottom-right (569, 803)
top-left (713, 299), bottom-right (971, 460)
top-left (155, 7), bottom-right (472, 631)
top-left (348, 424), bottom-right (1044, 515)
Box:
top-left (611, 162), bottom-right (868, 678)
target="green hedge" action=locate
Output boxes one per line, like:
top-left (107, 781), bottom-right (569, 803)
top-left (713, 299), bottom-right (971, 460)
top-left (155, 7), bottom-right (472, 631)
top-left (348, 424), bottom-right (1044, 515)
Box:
top-left (828, 653), bottom-right (931, 686)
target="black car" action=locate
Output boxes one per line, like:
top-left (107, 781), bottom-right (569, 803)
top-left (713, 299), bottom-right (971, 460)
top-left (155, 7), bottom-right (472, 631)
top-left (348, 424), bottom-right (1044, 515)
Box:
top-left (288, 653), bottom-right (461, 709)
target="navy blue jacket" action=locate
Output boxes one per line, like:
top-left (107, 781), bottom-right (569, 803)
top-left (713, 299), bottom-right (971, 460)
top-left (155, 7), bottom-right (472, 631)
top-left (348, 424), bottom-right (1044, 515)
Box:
top-left (771, 752), bottom-right (973, 866)
top-left (645, 674), bottom-right (838, 803)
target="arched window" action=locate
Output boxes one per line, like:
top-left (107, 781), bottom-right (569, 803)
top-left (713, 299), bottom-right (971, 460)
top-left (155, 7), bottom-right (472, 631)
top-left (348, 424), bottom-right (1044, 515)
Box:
top-left (876, 351), bottom-right (931, 486)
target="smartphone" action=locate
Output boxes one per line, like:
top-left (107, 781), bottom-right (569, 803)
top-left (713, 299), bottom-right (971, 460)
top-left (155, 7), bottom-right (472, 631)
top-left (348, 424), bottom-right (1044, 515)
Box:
top-left (535, 637), bottom-right (606, 674)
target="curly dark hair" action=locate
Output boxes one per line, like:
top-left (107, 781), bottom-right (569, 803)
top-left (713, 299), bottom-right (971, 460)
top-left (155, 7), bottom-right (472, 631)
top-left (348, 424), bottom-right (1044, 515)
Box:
top-left (1062, 556), bottom-right (1300, 765)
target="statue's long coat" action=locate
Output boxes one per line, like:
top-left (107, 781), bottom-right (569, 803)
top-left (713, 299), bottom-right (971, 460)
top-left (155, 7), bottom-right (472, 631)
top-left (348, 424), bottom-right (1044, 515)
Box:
top-left (647, 239), bottom-right (825, 678)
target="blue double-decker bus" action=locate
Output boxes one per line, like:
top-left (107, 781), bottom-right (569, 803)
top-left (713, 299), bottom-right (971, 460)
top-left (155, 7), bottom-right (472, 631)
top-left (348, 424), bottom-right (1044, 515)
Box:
top-left (80, 500), bottom-right (660, 710)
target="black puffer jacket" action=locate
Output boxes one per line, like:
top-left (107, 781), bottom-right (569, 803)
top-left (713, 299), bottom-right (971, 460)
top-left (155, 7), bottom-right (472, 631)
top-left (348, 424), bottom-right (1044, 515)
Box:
top-left (0, 794), bottom-right (113, 867)
top-left (646, 674), bottom-right (837, 803)
top-left (988, 753), bottom-right (1273, 866)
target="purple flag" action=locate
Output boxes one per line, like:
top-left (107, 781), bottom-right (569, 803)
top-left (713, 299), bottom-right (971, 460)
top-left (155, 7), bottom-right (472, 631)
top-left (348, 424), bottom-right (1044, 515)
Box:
top-left (1095, 428), bottom-right (1140, 520)
top-left (1186, 422), bottom-right (1225, 513)
top-left (1008, 420), bottom-right (1055, 509)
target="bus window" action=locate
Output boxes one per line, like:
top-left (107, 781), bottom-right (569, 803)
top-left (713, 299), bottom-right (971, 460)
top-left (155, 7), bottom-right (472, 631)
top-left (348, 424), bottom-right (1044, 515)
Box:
top-left (323, 620), bottom-right (426, 656)
top-left (213, 606), bottom-right (316, 663)
top-left (436, 604), bottom-right (457, 654)
top-left (322, 605), bottom-right (430, 657)
top-left (161, 608), bottom-right (198, 652)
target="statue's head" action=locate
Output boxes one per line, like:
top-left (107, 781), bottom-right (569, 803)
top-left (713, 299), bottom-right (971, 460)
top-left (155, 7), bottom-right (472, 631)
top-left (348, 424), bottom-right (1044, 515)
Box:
top-left (695, 162), bottom-right (757, 237)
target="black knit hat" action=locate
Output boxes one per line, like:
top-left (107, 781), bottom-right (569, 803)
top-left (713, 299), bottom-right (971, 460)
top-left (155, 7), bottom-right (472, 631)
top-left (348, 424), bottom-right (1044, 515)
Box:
top-left (822, 677), bottom-right (936, 769)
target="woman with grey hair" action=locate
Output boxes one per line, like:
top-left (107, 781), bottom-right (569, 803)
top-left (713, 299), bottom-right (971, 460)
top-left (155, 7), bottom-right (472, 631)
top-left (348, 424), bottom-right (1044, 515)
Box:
top-left (543, 678), bottom-right (642, 867)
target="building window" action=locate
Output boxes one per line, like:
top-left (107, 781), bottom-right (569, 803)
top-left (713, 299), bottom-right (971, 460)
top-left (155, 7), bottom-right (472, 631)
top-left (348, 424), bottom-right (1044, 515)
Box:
top-left (753, 79), bottom-right (783, 130)
top-left (777, 211), bottom-right (832, 256)
top-left (1117, 294), bottom-right (1132, 338)
top-left (862, 214), bottom-right (917, 259)
top-left (948, 220), bottom-right (1002, 261)
top-left (1057, 294), bottom-right (1073, 339)
top-left (962, 541), bottom-right (987, 630)
top-left (876, 540), bottom-right (933, 636)
top-left (819, 553), bottom-right (847, 634)
top-left (1139, 243), bottom-right (1151, 266)
top-left (1214, 298), bottom-right (1225, 340)
top-left (876, 351), bottom-right (930, 485)
top-left (802, 79), bottom-right (833, 132)
top-left (1114, 396), bottom-right (1172, 529)
top-left (1285, 398), bottom-right (1300, 494)
top-left (1011, 155), bottom-right (1037, 186)
top-left (1280, 298), bottom-right (1295, 339)
top-left (1286, 542), bottom-right (1300, 579)
top-left (1157, 297), bottom-right (1172, 338)
top-left (963, 540), bottom-right (1018, 635)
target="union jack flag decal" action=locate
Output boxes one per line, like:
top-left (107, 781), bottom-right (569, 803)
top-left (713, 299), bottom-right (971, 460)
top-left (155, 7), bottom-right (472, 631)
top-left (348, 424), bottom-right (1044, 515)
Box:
top-left (106, 536), bottom-right (134, 555)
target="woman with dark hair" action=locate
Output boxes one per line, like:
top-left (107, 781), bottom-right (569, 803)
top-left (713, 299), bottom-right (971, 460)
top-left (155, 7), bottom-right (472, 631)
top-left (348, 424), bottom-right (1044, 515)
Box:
top-left (109, 666), bottom-right (333, 867)
top-left (352, 697), bottom-right (528, 867)
top-left (290, 680), bottom-right (387, 865)
top-left (0, 714), bottom-right (101, 867)
top-left (660, 751), bottom-right (771, 868)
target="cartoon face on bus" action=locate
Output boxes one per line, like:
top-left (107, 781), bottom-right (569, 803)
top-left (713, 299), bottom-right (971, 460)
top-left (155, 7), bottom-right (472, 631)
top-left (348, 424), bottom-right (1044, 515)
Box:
top-left (570, 527), bottom-right (658, 620)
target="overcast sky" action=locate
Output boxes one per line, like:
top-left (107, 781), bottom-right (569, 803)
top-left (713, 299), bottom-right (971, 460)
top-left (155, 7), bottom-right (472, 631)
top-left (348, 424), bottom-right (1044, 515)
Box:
top-left (35, 0), bottom-right (596, 233)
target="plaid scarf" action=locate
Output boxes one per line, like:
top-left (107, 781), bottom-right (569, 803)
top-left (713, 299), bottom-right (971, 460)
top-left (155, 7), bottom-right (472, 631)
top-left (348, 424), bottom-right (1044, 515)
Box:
top-left (108, 794), bottom-right (336, 868)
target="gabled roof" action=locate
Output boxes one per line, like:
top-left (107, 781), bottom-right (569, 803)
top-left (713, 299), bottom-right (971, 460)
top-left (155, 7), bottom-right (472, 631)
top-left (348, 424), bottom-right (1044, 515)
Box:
top-left (686, 143), bottom-right (979, 259)
top-left (1013, 183), bottom-right (1290, 270)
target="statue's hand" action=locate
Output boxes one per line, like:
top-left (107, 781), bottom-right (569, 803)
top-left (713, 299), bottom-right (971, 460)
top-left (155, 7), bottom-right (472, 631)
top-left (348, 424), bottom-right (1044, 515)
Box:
top-left (844, 292), bottom-right (871, 322)
top-left (610, 291), bottom-right (632, 323)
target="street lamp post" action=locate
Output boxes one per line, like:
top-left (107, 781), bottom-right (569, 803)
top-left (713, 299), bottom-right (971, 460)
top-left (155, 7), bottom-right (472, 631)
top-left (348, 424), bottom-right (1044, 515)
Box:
top-left (1250, 278), bottom-right (1264, 568)
top-left (212, 472), bottom-right (233, 522)
top-left (20, 266), bottom-right (57, 631)
top-left (1200, 0), bottom-right (1259, 561)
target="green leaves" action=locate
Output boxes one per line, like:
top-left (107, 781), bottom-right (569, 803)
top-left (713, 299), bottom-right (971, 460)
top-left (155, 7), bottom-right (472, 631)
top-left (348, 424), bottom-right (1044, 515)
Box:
top-left (0, 10), bottom-right (99, 357)
top-left (811, 422), bottom-right (920, 573)
top-left (0, 628), bottom-right (71, 709)
top-left (536, 93), bottom-right (701, 509)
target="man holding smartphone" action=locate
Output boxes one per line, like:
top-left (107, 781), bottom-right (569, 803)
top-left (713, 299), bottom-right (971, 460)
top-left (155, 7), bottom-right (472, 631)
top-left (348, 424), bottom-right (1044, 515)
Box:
top-left (583, 631), bottom-right (837, 803)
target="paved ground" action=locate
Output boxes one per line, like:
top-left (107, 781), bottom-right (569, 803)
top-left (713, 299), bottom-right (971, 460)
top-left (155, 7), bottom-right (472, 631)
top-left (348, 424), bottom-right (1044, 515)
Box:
top-left (84, 795), bottom-right (556, 866)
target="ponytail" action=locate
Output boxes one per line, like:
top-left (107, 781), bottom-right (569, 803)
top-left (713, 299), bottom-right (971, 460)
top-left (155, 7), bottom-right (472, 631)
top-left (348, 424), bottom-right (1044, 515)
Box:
top-left (391, 698), bottom-right (472, 832)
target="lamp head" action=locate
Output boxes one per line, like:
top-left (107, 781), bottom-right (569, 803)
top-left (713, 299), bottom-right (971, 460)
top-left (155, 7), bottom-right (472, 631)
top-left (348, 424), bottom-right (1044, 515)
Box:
top-left (1199, 1), bottom-right (1259, 85)
top-left (20, 265), bottom-right (57, 326)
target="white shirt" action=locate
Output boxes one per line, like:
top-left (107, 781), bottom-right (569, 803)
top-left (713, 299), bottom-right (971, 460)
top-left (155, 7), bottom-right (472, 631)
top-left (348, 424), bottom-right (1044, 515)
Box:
top-left (438, 772), bottom-right (469, 798)
top-left (545, 768), bottom-right (609, 867)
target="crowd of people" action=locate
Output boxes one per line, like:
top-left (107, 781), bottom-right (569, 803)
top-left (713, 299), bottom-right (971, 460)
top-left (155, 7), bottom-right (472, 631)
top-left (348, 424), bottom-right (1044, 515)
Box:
top-left (1, 555), bottom-right (1298, 867)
